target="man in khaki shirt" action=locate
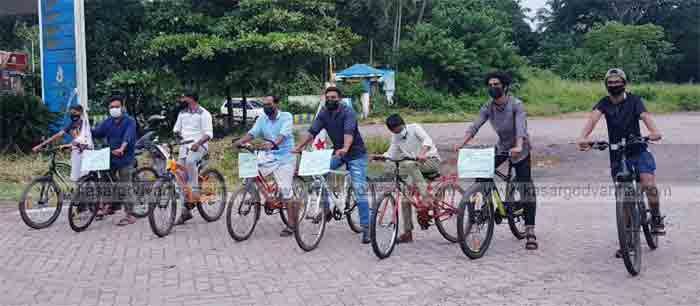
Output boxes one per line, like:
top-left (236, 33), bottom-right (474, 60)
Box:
top-left (370, 114), bottom-right (440, 243)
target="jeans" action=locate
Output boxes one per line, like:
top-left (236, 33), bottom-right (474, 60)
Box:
top-left (323, 154), bottom-right (370, 226)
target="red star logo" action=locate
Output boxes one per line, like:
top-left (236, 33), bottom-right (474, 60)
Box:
top-left (314, 139), bottom-right (327, 150)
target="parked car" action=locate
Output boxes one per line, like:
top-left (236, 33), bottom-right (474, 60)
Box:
top-left (219, 99), bottom-right (264, 121)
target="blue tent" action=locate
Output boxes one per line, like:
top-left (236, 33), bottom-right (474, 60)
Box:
top-left (335, 64), bottom-right (385, 80)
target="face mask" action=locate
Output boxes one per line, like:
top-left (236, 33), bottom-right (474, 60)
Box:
top-left (488, 87), bottom-right (504, 99)
top-left (607, 85), bottom-right (625, 97)
top-left (398, 128), bottom-right (408, 139)
top-left (109, 107), bottom-right (123, 118)
top-left (326, 100), bottom-right (339, 111)
top-left (70, 114), bottom-right (81, 122)
top-left (264, 105), bottom-right (276, 117)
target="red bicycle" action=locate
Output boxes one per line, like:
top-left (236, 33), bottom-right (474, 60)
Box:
top-left (369, 157), bottom-right (463, 259)
top-left (226, 139), bottom-right (305, 241)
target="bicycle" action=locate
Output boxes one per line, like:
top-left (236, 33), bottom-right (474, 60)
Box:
top-left (132, 130), bottom-right (165, 218)
top-left (369, 157), bottom-right (463, 259)
top-left (586, 136), bottom-right (660, 276)
top-left (226, 139), bottom-right (306, 242)
top-left (18, 145), bottom-right (72, 229)
top-left (294, 158), bottom-right (369, 251)
top-left (456, 149), bottom-right (528, 259)
top-left (68, 149), bottom-right (123, 232)
top-left (148, 138), bottom-right (227, 237)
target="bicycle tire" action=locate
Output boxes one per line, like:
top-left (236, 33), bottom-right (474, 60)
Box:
top-left (196, 168), bottom-right (227, 222)
top-left (295, 182), bottom-right (326, 251)
top-left (132, 167), bottom-right (158, 218)
top-left (345, 186), bottom-right (362, 233)
top-left (18, 176), bottom-right (63, 229)
top-left (280, 177), bottom-right (306, 228)
top-left (226, 184), bottom-right (260, 241)
top-left (370, 192), bottom-right (399, 259)
top-left (505, 183), bottom-right (527, 240)
top-left (68, 176), bottom-right (99, 233)
top-left (148, 179), bottom-right (178, 238)
top-left (433, 183), bottom-right (463, 243)
top-left (616, 184), bottom-right (642, 276)
top-left (640, 192), bottom-right (659, 250)
top-left (457, 183), bottom-right (495, 259)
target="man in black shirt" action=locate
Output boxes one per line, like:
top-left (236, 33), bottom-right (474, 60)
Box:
top-left (577, 69), bottom-right (665, 253)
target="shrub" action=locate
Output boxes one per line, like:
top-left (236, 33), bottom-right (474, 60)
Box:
top-left (0, 94), bottom-right (59, 153)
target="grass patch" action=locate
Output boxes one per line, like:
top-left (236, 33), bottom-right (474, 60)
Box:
top-left (519, 69), bottom-right (700, 116)
top-left (363, 108), bottom-right (475, 125)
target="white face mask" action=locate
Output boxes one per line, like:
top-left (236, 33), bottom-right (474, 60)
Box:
top-left (109, 107), bottom-right (123, 118)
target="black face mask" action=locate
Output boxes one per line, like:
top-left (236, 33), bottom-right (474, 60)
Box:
top-left (179, 101), bottom-right (188, 110)
top-left (326, 100), bottom-right (340, 111)
top-left (70, 114), bottom-right (80, 122)
top-left (607, 85), bottom-right (625, 97)
top-left (264, 105), bottom-right (276, 117)
top-left (488, 87), bottom-right (504, 99)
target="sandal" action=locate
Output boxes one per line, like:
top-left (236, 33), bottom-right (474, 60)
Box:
top-left (116, 216), bottom-right (136, 226)
top-left (525, 234), bottom-right (538, 250)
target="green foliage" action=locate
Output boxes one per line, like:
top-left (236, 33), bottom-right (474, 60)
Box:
top-left (364, 136), bottom-right (391, 155)
top-left (399, 0), bottom-right (525, 93)
top-left (553, 22), bottom-right (673, 82)
top-left (0, 95), bottom-right (59, 153)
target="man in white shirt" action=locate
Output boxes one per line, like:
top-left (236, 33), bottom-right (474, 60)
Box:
top-left (370, 114), bottom-right (441, 243)
top-left (172, 91), bottom-right (214, 224)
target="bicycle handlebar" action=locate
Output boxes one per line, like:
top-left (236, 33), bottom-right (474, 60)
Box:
top-left (586, 136), bottom-right (652, 151)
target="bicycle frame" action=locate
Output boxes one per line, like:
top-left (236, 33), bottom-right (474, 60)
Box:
top-left (309, 169), bottom-right (352, 213)
top-left (378, 161), bottom-right (460, 225)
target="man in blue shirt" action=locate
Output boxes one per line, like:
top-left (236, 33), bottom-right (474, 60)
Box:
top-left (234, 95), bottom-right (298, 236)
top-left (294, 87), bottom-right (371, 244)
top-left (92, 96), bottom-right (138, 226)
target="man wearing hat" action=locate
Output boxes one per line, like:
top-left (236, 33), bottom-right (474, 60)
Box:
top-left (577, 69), bottom-right (666, 257)
top-left (173, 90), bottom-right (214, 225)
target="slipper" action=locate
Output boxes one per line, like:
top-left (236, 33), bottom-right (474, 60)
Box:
top-left (116, 216), bottom-right (136, 226)
top-left (525, 234), bottom-right (538, 250)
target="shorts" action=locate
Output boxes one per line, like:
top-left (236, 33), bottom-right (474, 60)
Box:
top-left (611, 150), bottom-right (656, 178)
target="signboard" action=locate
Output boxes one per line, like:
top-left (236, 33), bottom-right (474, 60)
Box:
top-left (39, 0), bottom-right (88, 134)
top-left (458, 148), bottom-right (496, 179)
top-left (298, 150), bottom-right (334, 176)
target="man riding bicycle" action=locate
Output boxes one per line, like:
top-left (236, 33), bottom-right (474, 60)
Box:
top-left (576, 68), bottom-right (665, 257)
top-left (33, 104), bottom-right (89, 182)
top-left (294, 86), bottom-right (372, 244)
top-left (370, 114), bottom-right (441, 243)
top-left (91, 95), bottom-right (138, 226)
top-left (173, 91), bottom-right (214, 225)
top-left (455, 71), bottom-right (539, 250)
top-left (233, 95), bottom-right (298, 237)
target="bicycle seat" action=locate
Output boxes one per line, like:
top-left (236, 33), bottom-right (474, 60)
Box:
top-left (423, 171), bottom-right (441, 181)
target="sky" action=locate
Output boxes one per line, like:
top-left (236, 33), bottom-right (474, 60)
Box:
top-left (521, 0), bottom-right (548, 28)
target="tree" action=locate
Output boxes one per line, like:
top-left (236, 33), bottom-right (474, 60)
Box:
top-left (554, 22), bottom-right (673, 81)
top-left (399, 0), bottom-right (525, 93)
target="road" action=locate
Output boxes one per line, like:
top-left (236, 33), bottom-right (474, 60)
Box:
top-left (0, 112), bottom-right (698, 306)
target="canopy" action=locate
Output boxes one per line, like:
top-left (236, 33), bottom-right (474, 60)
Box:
top-left (335, 64), bottom-right (385, 80)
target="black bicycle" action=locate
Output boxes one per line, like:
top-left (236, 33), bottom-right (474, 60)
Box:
top-left (18, 145), bottom-right (72, 229)
top-left (587, 136), bottom-right (660, 276)
top-left (456, 149), bottom-right (527, 259)
top-left (68, 162), bottom-right (120, 232)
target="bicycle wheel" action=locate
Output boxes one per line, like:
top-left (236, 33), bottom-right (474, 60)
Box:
top-left (196, 169), bottom-right (227, 222)
top-left (132, 167), bottom-right (158, 218)
top-left (18, 176), bottom-right (63, 229)
top-left (68, 176), bottom-right (99, 232)
top-left (295, 182), bottom-right (326, 251)
top-left (457, 184), bottom-right (495, 259)
top-left (226, 184), bottom-right (261, 241)
top-left (148, 179), bottom-right (178, 238)
top-left (616, 185), bottom-right (642, 276)
top-left (640, 193), bottom-right (658, 250)
top-left (433, 183), bottom-right (463, 243)
top-left (345, 186), bottom-right (362, 233)
top-left (370, 193), bottom-right (399, 259)
top-left (505, 183), bottom-right (527, 240)
top-left (280, 177), bottom-right (306, 227)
